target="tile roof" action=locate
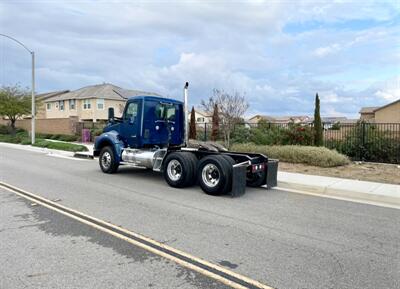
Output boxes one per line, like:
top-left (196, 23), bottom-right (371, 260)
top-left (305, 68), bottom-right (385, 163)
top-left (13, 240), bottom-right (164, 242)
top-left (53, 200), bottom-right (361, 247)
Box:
top-left (44, 83), bottom-right (159, 102)
top-left (359, 106), bottom-right (380, 113)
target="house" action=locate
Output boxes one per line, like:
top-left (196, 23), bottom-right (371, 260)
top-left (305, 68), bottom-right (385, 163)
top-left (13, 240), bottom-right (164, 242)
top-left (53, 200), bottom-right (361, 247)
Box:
top-left (359, 107), bottom-right (379, 121)
top-left (36, 90), bottom-right (70, 119)
top-left (247, 114), bottom-right (310, 124)
top-left (247, 115), bottom-right (275, 124)
top-left (359, 99), bottom-right (400, 123)
top-left (188, 109), bottom-right (213, 123)
top-left (321, 117), bottom-right (348, 124)
top-left (42, 83), bottom-right (158, 122)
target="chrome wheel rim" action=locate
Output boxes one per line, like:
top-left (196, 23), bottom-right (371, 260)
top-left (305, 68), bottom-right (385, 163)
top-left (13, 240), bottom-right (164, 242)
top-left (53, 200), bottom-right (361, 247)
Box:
top-left (167, 159), bottom-right (182, 181)
top-left (202, 164), bottom-right (220, 188)
top-left (101, 151), bottom-right (112, 169)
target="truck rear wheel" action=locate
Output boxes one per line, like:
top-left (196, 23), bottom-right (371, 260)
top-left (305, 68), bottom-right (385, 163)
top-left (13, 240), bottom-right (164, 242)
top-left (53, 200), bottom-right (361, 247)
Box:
top-left (163, 152), bottom-right (196, 188)
top-left (99, 146), bottom-right (119, 174)
top-left (197, 155), bottom-right (232, 195)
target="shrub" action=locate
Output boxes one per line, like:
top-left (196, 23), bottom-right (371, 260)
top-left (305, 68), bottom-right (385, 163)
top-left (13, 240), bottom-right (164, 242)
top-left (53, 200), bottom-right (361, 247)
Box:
top-left (231, 125), bottom-right (251, 144)
top-left (331, 122), bottom-right (341, 130)
top-left (20, 138), bottom-right (32, 145)
top-left (238, 121), bottom-right (314, 146)
top-left (0, 124), bottom-right (10, 134)
top-left (333, 122), bottom-right (400, 163)
top-left (37, 133), bottom-right (53, 139)
top-left (50, 134), bottom-right (61, 140)
top-left (231, 143), bottom-right (349, 167)
top-left (90, 128), bottom-right (104, 138)
top-left (280, 124), bottom-right (314, 146)
top-left (0, 134), bottom-right (22, 143)
top-left (57, 134), bottom-right (78, 142)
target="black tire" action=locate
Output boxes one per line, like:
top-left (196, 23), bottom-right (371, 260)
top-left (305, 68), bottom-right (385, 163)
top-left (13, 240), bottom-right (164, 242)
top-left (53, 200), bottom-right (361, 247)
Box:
top-left (197, 155), bottom-right (232, 195)
top-left (99, 146), bottom-right (119, 174)
top-left (220, 154), bottom-right (235, 166)
top-left (185, 153), bottom-right (198, 186)
top-left (247, 170), bottom-right (266, 187)
top-left (219, 154), bottom-right (235, 193)
top-left (163, 152), bottom-right (195, 188)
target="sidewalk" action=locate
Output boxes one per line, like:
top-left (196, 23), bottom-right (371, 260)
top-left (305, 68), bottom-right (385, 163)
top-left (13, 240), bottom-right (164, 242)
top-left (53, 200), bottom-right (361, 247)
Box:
top-left (43, 139), bottom-right (94, 159)
top-left (277, 171), bottom-right (400, 208)
top-left (0, 142), bottom-right (76, 158)
top-left (71, 142), bottom-right (94, 159)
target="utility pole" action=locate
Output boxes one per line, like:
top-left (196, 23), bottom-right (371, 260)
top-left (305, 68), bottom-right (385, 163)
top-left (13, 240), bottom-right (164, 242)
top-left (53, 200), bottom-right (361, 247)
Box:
top-left (0, 34), bottom-right (36, 144)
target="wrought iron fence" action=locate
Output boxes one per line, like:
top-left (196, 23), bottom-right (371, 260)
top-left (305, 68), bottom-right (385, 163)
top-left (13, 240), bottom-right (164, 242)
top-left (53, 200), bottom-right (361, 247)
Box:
top-left (194, 122), bottom-right (400, 164)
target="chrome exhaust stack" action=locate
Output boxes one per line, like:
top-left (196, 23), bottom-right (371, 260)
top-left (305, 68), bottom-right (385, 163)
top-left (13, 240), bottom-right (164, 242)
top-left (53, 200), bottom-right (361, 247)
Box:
top-left (183, 82), bottom-right (189, 146)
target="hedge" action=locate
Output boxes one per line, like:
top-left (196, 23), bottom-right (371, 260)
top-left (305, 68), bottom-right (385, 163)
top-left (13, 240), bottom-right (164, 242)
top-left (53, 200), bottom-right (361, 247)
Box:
top-left (231, 143), bottom-right (349, 167)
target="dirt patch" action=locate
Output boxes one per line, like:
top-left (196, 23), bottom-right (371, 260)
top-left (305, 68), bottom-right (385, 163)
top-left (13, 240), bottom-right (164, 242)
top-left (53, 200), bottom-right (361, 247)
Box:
top-left (279, 162), bottom-right (400, 185)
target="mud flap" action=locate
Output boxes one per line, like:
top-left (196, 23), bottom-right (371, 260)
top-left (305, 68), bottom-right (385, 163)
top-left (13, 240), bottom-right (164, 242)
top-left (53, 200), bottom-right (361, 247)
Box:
top-left (265, 159), bottom-right (279, 189)
top-left (228, 161), bottom-right (250, 197)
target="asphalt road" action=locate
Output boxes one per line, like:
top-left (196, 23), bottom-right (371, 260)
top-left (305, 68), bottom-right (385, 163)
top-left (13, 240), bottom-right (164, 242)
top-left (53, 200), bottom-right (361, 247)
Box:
top-left (1, 145), bottom-right (399, 289)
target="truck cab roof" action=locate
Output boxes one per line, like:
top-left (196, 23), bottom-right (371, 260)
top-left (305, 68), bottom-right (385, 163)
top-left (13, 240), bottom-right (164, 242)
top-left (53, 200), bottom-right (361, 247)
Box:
top-left (126, 95), bottom-right (183, 105)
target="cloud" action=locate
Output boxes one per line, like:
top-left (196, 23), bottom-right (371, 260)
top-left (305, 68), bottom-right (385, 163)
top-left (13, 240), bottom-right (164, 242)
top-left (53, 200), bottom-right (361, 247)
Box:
top-left (372, 76), bottom-right (400, 101)
top-left (314, 44), bottom-right (342, 57)
top-left (0, 0), bottom-right (398, 118)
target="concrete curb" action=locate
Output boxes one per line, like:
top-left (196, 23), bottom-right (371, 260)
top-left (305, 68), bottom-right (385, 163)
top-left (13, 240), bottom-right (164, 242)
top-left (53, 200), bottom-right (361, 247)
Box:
top-left (278, 172), bottom-right (400, 208)
top-left (73, 152), bottom-right (94, 159)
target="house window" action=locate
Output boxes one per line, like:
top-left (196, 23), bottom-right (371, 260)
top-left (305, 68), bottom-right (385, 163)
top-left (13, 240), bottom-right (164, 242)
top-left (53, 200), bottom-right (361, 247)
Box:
top-left (83, 99), bottom-right (91, 110)
top-left (59, 101), bottom-right (64, 111)
top-left (69, 99), bottom-right (76, 110)
top-left (46, 103), bottom-right (51, 111)
top-left (197, 117), bottom-right (205, 122)
top-left (97, 99), bottom-right (104, 110)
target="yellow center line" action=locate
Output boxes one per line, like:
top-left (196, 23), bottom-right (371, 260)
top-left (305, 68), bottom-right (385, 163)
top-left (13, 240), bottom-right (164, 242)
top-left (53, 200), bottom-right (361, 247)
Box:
top-left (0, 181), bottom-right (275, 289)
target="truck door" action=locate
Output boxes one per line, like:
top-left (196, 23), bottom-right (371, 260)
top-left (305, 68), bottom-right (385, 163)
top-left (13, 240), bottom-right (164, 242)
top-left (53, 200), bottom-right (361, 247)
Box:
top-left (121, 100), bottom-right (141, 148)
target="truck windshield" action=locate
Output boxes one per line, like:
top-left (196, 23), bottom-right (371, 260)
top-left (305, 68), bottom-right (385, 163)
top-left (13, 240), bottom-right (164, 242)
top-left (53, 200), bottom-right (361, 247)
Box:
top-left (155, 104), bottom-right (176, 121)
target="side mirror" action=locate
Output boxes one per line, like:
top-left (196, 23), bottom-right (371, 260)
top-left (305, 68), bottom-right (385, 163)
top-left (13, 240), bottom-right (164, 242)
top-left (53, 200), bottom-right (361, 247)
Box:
top-left (108, 107), bottom-right (114, 121)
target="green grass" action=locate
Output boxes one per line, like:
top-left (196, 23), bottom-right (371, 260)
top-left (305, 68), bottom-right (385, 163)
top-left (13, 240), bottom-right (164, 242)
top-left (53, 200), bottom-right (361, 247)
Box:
top-left (32, 140), bottom-right (88, 152)
top-left (0, 126), bottom-right (87, 152)
top-left (231, 143), bottom-right (350, 167)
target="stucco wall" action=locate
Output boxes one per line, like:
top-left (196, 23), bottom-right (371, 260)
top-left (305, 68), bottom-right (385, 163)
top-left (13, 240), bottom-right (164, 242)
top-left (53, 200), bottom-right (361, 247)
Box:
top-left (0, 117), bottom-right (79, 135)
top-left (360, 112), bottom-right (375, 121)
top-left (45, 100), bottom-right (78, 119)
top-left (375, 102), bottom-right (400, 123)
top-left (44, 98), bottom-right (126, 121)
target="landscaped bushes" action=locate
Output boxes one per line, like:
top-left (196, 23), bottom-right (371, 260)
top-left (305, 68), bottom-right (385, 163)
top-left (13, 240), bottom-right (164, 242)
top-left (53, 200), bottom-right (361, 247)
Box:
top-left (231, 143), bottom-right (349, 167)
top-left (0, 126), bottom-right (86, 152)
top-left (231, 121), bottom-right (314, 146)
top-left (328, 123), bottom-right (400, 164)
top-left (38, 133), bottom-right (79, 142)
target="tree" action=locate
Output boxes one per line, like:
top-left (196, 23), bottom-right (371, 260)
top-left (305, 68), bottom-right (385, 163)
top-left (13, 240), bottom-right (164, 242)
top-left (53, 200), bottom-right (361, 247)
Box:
top-left (0, 85), bottom-right (31, 135)
top-left (313, 93), bottom-right (323, 146)
top-left (211, 103), bottom-right (219, 141)
top-left (189, 106), bottom-right (197, 139)
top-left (201, 89), bottom-right (249, 148)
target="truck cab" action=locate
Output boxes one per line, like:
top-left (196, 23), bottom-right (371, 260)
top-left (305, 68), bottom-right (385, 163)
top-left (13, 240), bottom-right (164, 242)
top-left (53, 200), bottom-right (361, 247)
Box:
top-left (101, 96), bottom-right (184, 149)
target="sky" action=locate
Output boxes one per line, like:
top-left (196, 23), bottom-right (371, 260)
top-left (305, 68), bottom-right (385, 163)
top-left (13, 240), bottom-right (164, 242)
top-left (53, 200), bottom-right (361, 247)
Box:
top-left (0, 0), bottom-right (399, 118)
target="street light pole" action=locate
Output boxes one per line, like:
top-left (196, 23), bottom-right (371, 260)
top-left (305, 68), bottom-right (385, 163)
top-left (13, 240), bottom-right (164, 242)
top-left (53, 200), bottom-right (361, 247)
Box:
top-left (0, 33), bottom-right (36, 144)
top-left (31, 51), bottom-right (35, 144)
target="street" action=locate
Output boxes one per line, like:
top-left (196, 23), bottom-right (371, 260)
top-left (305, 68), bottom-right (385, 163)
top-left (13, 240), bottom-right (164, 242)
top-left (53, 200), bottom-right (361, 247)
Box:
top-left (1, 145), bottom-right (399, 289)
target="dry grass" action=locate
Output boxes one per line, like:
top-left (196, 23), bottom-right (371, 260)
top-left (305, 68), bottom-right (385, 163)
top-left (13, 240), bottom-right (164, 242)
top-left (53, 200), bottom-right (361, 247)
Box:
top-left (279, 162), bottom-right (400, 185)
top-left (231, 143), bottom-right (350, 167)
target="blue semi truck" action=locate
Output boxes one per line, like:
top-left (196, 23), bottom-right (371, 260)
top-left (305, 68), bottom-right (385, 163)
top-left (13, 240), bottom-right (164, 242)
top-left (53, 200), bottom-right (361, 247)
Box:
top-left (94, 83), bottom-right (278, 196)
